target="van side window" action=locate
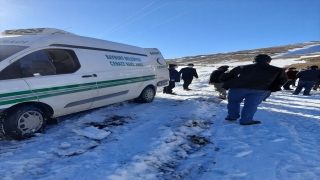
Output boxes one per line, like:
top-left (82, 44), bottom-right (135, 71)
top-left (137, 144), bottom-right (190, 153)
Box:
top-left (0, 61), bottom-right (22, 80)
top-left (19, 50), bottom-right (56, 78)
top-left (45, 49), bottom-right (81, 74)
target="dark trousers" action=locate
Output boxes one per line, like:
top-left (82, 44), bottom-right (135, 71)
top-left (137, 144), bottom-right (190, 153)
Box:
top-left (294, 81), bottom-right (316, 95)
top-left (283, 80), bottom-right (294, 89)
top-left (292, 80), bottom-right (297, 86)
top-left (163, 81), bottom-right (175, 93)
top-left (313, 80), bottom-right (320, 90)
top-left (183, 79), bottom-right (193, 89)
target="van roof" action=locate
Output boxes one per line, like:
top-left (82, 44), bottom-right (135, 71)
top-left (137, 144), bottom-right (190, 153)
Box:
top-left (1, 28), bottom-right (74, 36)
top-left (0, 28), bottom-right (146, 56)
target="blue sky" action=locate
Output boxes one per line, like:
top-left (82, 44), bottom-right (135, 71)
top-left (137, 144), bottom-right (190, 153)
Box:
top-left (0, 0), bottom-right (319, 59)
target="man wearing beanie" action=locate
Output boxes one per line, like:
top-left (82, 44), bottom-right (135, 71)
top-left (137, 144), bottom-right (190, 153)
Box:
top-left (209, 66), bottom-right (229, 99)
top-left (179, 63), bottom-right (199, 91)
top-left (220, 54), bottom-right (287, 125)
top-left (293, 65), bottom-right (320, 96)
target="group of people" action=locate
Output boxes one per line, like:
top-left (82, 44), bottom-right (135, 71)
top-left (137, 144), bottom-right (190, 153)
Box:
top-left (209, 64), bottom-right (320, 100)
top-left (163, 54), bottom-right (320, 126)
top-left (163, 63), bottom-right (198, 95)
top-left (284, 66), bottom-right (320, 95)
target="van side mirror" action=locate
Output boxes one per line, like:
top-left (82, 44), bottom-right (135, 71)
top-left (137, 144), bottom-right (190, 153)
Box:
top-left (21, 60), bottom-right (56, 77)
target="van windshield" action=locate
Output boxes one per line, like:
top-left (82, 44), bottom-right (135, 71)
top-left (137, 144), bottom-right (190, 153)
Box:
top-left (0, 45), bottom-right (28, 62)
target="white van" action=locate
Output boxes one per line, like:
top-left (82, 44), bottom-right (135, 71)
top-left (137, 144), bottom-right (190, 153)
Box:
top-left (0, 28), bottom-right (169, 139)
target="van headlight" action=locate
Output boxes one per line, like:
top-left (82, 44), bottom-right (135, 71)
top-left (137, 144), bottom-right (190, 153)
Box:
top-left (157, 80), bottom-right (169, 86)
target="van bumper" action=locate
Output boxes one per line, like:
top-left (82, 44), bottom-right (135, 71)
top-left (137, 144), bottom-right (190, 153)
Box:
top-left (157, 80), bottom-right (169, 86)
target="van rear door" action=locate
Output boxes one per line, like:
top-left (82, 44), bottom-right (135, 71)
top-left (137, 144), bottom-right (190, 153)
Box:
top-left (143, 48), bottom-right (169, 87)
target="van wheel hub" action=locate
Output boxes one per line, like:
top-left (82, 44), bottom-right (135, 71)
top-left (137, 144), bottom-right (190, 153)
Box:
top-left (17, 111), bottom-right (44, 134)
top-left (145, 89), bottom-right (154, 100)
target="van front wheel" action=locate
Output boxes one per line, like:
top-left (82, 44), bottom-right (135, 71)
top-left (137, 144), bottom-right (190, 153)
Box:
top-left (1, 105), bottom-right (47, 140)
top-left (135, 86), bottom-right (155, 103)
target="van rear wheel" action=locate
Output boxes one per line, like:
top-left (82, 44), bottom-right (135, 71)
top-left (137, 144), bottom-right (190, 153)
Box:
top-left (1, 105), bottom-right (47, 140)
top-left (135, 86), bottom-right (155, 103)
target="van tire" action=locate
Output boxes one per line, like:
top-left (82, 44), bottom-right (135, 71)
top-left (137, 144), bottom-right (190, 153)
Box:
top-left (135, 86), bottom-right (155, 103)
top-left (1, 105), bottom-right (47, 140)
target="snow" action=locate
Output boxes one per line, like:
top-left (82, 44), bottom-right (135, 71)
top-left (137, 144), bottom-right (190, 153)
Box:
top-left (0, 54), bottom-right (319, 180)
top-left (274, 44), bottom-right (320, 57)
top-left (72, 126), bottom-right (111, 140)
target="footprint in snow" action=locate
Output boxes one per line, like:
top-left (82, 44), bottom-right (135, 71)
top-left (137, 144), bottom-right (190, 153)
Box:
top-left (235, 150), bottom-right (253, 157)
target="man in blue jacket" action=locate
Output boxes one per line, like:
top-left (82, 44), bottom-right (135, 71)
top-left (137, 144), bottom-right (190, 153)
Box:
top-left (179, 63), bottom-right (198, 90)
top-left (293, 65), bottom-right (320, 96)
top-left (163, 64), bottom-right (180, 95)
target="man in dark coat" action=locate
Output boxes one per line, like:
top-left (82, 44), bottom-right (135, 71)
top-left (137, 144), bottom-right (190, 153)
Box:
top-left (283, 67), bottom-right (298, 90)
top-left (209, 66), bottom-right (229, 99)
top-left (179, 63), bottom-right (198, 90)
top-left (219, 54), bottom-right (287, 126)
top-left (163, 64), bottom-right (180, 95)
top-left (293, 65), bottom-right (320, 96)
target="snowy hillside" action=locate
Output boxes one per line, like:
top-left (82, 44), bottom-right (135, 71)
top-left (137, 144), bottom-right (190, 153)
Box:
top-left (275, 44), bottom-right (320, 57)
top-left (0, 56), bottom-right (319, 180)
top-left (167, 41), bottom-right (320, 66)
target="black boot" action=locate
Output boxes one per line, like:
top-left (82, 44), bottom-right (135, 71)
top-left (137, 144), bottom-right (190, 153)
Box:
top-left (240, 120), bottom-right (261, 125)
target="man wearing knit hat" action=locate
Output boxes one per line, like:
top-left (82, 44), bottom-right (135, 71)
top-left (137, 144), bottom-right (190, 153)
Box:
top-left (220, 54), bottom-right (287, 125)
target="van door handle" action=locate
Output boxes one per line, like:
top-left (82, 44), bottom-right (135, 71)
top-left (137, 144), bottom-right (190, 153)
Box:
top-left (82, 74), bottom-right (98, 78)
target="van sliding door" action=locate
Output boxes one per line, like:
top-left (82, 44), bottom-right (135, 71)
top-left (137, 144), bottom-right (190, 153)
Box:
top-left (17, 49), bottom-right (97, 117)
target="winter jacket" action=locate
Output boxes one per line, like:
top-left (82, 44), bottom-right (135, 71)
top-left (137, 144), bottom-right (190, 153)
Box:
top-left (209, 69), bottom-right (227, 83)
top-left (179, 67), bottom-right (198, 80)
top-left (296, 69), bottom-right (320, 82)
top-left (169, 68), bottom-right (180, 82)
top-left (286, 70), bottom-right (298, 80)
top-left (219, 62), bottom-right (288, 92)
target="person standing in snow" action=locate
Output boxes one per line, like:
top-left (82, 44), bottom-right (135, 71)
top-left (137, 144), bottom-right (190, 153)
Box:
top-left (163, 64), bottom-right (180, 95)
top-left (283, 67), bottom-right (298, 90)
top-left (179, 63), bottom-right (199, 91)
top-left (209, 66), bottom-right (229, 99)
top-left (293, 65), bottom-right (320, 96)
top-left (219, 54), bottom-right (287, 125)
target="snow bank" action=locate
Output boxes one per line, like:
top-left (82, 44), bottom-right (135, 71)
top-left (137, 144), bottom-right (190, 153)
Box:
top-left (72, 126), bottom-right (111, 140)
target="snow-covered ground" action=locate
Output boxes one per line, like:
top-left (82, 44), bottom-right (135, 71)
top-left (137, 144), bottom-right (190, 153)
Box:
top-left (274, 44), bottom-right (320, 57)
top-left (0, 57), bottom-right (319, 180)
